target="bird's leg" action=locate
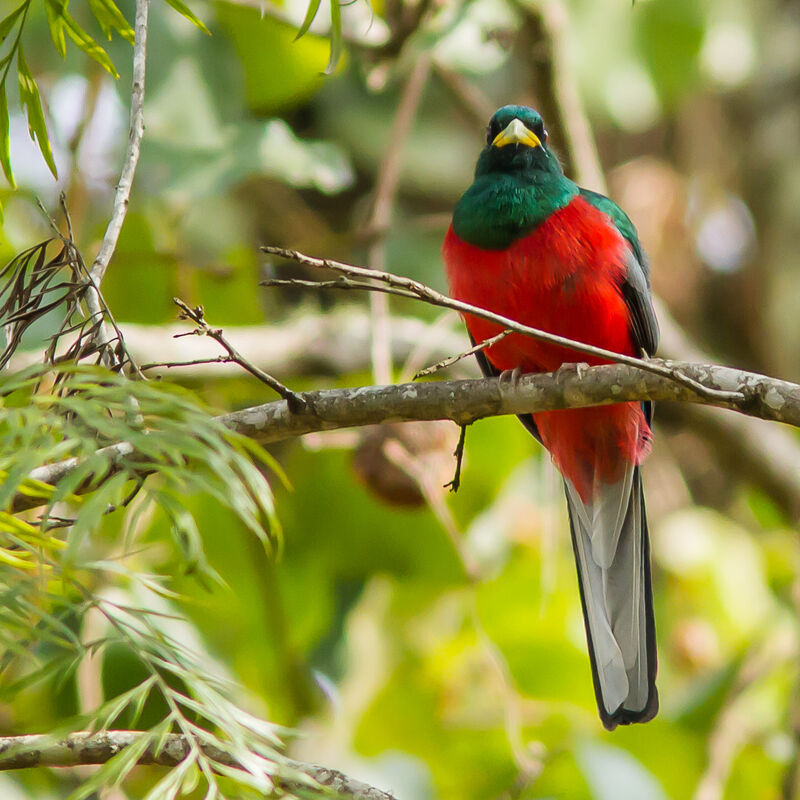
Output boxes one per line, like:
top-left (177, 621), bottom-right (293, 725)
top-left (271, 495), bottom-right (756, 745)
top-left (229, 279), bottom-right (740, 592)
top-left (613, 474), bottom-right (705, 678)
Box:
top-left (445, 424), bottom-right (469, 493)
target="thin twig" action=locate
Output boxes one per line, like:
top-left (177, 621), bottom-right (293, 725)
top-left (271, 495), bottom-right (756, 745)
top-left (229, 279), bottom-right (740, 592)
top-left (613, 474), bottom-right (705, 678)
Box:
top-left (364, 52), bottom-right (433, 384)
top-left (140, 356), bottom-right (234, 371)
top-left (90, 0), bottom-right (149, 286)
top-left (172, 298), bottom-right (307, 411)
top-left (415, 329), bottom-right (513, 378)
top-left (260, 246), bottom-right (745, 404)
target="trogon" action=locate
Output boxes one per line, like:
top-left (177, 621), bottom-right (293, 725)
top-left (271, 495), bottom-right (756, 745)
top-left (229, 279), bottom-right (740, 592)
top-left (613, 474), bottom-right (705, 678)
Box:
top-left (443, 105), bottom-right (660, 729)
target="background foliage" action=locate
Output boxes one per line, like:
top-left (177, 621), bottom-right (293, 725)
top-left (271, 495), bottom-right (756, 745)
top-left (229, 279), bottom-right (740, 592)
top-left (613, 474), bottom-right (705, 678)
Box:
top-left (1, 0), bottom-right (799, 797)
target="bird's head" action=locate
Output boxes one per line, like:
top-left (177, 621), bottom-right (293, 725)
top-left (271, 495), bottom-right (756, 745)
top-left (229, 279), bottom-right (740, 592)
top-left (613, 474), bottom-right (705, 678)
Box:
top-left (475, 105), bottom-right (560, 178)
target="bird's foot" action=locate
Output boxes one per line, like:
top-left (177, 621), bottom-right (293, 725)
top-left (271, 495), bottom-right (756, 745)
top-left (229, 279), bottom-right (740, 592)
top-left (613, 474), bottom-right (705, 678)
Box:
top-left (498, 366), bottom-right (524, 388)
top-left (554, 361), bottom-right (591, 383)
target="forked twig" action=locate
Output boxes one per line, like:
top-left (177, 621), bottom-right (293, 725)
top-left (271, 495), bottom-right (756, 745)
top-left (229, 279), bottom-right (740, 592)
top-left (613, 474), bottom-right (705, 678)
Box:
top-left (260, 246), bottom-right (745, 404)
top-left (171, 298), bottom-right (308, 412)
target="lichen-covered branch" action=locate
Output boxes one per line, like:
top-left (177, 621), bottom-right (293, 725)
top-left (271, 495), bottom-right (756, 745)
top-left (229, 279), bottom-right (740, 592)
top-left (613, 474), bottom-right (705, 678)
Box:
top-left (0, 731), bottom-right (398, 800)
top-left (13, 359), bottom-right (800, 514)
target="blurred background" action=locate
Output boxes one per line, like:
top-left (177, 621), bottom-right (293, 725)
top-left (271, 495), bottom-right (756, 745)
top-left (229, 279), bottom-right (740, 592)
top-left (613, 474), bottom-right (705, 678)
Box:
top-left (4, 0), bottom-right (800, 797)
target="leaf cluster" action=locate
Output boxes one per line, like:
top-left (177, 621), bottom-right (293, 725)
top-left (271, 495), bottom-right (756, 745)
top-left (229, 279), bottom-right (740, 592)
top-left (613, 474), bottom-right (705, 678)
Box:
top-left (0, 362), bottom-right (304, 797)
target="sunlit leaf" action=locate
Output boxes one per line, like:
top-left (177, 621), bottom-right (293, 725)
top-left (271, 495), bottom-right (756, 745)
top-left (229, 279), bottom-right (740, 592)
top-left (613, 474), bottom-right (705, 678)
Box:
top-left (16, 46), bottom-right (58, 179)
top-left (0, 84), bottom-right (14, 188)
top-left (295, 0), bottom-right (322, 40)
top-left (162, 0), bottom-right (210, 35)
top-left (44, 0), bottom-right (67, 57)
top-left (325, 0), bottom-right (342, 74)
top-left (0, 3), bottom-right (25, 46)
top-left (88, 0), bottom-right (134, 43)
top-left (62, 9), bottom-right (119, 77)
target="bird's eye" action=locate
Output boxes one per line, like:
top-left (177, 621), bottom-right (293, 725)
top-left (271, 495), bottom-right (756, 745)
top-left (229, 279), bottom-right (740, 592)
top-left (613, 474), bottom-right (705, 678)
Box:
top-left (486, 119), bottom-right (501, 144)
top-left (533, 122), bottom-right (547, 142)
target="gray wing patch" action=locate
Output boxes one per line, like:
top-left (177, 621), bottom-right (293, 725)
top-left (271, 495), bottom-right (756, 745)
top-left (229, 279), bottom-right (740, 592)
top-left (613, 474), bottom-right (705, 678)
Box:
top-left (621, 249), bottom-right (659, 357)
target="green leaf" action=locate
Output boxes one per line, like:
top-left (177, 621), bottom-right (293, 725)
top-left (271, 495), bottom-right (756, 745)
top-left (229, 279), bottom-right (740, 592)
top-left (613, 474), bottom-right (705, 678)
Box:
top-left (88, 0), bottom-right (134, 43)
top-left (62, 10), bottom-right (119, 77)
top-left (0, 84), bottom-right (14, 189)
top-left (0, 3), bottom-right (25, 46)
top-left (294, 0), bottom-right (322, 40)
top-left (16, 46), bottom-right (58, 179)
top-left (162, 0), bottom-right (210, 35)
top-left (44, 0), bottom-right (67, 57)
top-left (325, 0), bottom-right (342, 74)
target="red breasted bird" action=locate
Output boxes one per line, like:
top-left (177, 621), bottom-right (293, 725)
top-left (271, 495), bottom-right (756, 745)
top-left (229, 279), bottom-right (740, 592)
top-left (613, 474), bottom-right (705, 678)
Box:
top-left (443, 105), bottom-right (659, 729)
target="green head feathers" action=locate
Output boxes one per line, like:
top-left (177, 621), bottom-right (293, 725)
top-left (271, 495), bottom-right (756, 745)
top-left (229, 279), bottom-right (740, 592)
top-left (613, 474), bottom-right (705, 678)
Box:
top-left (453, 105), bottom-right (578, 250)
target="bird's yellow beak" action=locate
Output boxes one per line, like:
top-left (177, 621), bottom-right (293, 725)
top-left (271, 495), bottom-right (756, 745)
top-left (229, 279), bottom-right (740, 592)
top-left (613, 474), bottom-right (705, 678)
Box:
top-left (492, 118), bottom-right (542, 149)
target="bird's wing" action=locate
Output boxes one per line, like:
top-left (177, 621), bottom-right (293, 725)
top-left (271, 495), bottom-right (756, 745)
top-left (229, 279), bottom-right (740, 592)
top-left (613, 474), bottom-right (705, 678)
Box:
top-left (579, 188), bottom-right (659, 357)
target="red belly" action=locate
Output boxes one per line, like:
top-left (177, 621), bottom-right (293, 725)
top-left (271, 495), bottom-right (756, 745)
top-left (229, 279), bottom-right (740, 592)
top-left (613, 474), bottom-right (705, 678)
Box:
top-left (442, 196), bottom-right (651, 497)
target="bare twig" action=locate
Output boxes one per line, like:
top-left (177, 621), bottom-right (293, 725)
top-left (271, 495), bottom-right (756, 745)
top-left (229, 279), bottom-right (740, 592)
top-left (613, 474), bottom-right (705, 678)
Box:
top-left (0, 731), bottom-right (398, 800)
top-left (140, 356), bottom-right (234, 371)
top-left (6, 312), bottom-right (472, 380)
top-left (415, 328), bottom-right (512, 378)
top-left (261, 246), bottom-right (745, 404)
top-left (364, 52), bottom-right (433, 384)
top-left (90, 0), bottom-right (149, 286)
top-left (433, 62), bottom-right (495, 129)
top-left (171, 298), bottom-right (307, 410)
top-left (13, 359), bottom-right (800, 515)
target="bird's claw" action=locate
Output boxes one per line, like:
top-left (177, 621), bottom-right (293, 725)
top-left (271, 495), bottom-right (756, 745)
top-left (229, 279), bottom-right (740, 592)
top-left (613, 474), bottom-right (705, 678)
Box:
top-left (498, 366), bottom-right (524, 388)
top-left (554, 361), bottom-right (591, 383)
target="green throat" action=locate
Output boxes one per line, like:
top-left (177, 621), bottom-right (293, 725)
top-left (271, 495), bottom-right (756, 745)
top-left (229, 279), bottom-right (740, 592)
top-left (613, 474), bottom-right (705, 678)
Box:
top-left (452, 170), bottom-right (578, 250)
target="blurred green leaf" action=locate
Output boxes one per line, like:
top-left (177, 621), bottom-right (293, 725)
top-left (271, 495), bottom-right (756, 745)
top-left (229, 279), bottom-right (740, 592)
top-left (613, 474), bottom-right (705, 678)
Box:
top-left (16, 46), bottom-right (58, 179)
top-left (61, 9), bottom-right (120, 77)
top-left (0, 84), bottom-right (14, 189)
top-left (88, 0), bottom-right (135, 43)
top-left (43, 0), bottom-right (67, 57)
top-left (295, 0), bottom-right (322, 40)
top-left (162, 0), bottom-right (211, 35)
top-left (577, 742), bottom-right (668, 800)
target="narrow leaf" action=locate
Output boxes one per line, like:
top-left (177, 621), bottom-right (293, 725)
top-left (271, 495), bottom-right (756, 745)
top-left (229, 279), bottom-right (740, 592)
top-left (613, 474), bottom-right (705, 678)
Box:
top-left (17, 47), bottom-right (58, 179)
top-left (62, 11), bottom-right (119, 78)
top-left (0, 84), bottom-right (15, 188)
top-left (87, 0), bottom-right (134, 43)
top-left (0, 4), bottom-right (25, 46)
top-left (294, 0), bottom-right (322, 40)
top-left (325, 0), bottom-right (342, 74)
top-left (44, 0), bottom-right (67, 57)
top-left (161, 0), bottom-right (210, 35)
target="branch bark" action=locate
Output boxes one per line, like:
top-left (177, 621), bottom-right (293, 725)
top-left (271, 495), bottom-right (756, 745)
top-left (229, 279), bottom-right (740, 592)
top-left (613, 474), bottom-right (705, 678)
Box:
top-left (13, 359), bottom-right (800, 513)
top-left (0, 731), bottom-right (397, 800)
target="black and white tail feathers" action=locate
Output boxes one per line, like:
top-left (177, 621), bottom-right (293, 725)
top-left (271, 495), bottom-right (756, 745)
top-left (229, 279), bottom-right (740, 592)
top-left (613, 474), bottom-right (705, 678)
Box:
top-left (564, 466), bottom-right (658, 730)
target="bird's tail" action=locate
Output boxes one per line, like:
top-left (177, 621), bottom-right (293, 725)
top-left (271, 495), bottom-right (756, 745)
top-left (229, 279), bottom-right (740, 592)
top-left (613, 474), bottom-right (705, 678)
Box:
top-left (564, 465), bottom-right (658, 729)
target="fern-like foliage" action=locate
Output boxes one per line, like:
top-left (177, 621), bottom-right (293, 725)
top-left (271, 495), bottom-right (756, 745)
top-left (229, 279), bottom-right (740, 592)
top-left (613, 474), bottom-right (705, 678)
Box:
top-left (0, 364), bottom-right (305, 797)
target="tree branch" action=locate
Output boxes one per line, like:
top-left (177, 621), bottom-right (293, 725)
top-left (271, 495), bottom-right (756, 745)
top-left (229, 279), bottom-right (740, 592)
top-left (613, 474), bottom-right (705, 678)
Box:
top-left (12, 360), bottom-right (800, 513)
top-left (261, 246), bottom-right (743, 404)
top-left (0, 731), bottom-right (397, 800)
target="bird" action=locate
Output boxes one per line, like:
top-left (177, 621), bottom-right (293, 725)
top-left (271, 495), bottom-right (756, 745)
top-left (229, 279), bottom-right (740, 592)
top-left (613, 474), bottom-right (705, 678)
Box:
top-left (442, 105), bottom-right (660, 730)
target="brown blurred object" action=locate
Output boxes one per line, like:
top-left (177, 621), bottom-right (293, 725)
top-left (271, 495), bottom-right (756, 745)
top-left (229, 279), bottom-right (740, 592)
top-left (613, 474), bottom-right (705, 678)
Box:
top-left (352, 420), bottom-right (460, 507)
top-left (671, 618), bottom-right (722, 673)
top-left (609, 157), bottom-right (702, 324)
